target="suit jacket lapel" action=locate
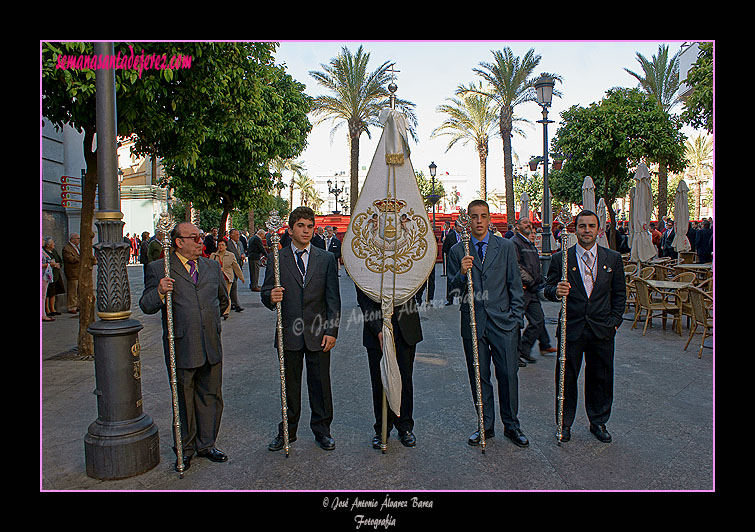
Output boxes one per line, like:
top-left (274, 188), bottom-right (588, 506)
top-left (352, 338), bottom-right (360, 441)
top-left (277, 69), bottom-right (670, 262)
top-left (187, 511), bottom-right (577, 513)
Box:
top-left (170, 252), bottom-right (193, 284)
top-left (282, 247), bottom-right (304, 287)
top-left (481, 235), bottom-right (499, 272)
top-left (304, 247), bottom-right (318, 287)
top-left (567, 246), bottom-right (588, 298)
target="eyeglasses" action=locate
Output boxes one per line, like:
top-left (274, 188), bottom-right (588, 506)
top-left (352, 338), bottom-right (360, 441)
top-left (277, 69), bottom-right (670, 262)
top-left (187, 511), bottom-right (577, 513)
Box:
top-left (176, 234), bottom-right (202, 243)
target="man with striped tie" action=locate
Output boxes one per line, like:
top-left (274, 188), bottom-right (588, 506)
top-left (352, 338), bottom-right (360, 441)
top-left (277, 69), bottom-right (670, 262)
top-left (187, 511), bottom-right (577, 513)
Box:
top-left (262, 207), bottom-right (341, 452)
top-left (140, 222), bottom-right (231, 471)
top-left (544, 210), bottom-right (626, 443)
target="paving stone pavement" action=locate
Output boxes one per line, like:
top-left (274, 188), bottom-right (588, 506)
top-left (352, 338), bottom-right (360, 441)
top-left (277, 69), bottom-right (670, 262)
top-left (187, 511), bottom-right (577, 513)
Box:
top-left (41, 263), bottom-right (714, 499)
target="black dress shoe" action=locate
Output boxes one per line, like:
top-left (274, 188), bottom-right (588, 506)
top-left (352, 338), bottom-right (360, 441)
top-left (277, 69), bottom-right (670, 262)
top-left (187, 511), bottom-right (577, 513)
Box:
top-left (518, 358), bottom-right (527, 367)
top-left (398, 430), bottom-right (416, 448)
top-left (315, 434), bottom-right (335, 451)
top-left (503, 427), bottom-right (529, 447)
top-left (590, 423), bottom-right (612, 443)
top-left (197, 447), bottom-right (228, 462)
top-left (520, 352), bottom-right (536, 363)
top-left (468, 429), bottom-right (495, 446)
top-left (268, 434), bottom-right (297, 451)
top-left (558, 426), bottom-right (571, 442)
top-left (235, 306), bottom-right (244, 312)
top-left (174, 455), bottom-right (191, 472)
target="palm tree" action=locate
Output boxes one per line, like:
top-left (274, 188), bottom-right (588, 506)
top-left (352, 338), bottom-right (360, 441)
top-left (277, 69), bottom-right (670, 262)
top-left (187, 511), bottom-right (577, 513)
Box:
top-left (432, 82), bottom-right (501, 201)
top-left (684, 134), bottom-right (713, 219)
top-left (293, 174), bottom-right (318, 208)
top-left (471, 47), bottom-right (560, 223)
top-left (625, 44), bottom-right (681, 219)
top-left (309, 45), bottom-right (417, 213)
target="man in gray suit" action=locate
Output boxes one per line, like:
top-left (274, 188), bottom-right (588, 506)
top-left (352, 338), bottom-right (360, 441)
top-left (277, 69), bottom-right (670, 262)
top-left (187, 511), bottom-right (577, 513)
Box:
top-left (262, 207), bottom-right (341, 452)
top-left (447, 200), bottom-right (528, 448)
top-left (139, 222), bottom-right (230, 471)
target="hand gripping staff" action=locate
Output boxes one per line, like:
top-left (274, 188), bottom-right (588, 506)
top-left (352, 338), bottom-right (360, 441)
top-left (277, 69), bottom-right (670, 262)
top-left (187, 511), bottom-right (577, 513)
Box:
top-left (268, 212), bottom-right (291, 458)
top-left (458, 209), bottom-right (486, 454)
top-left (555, 211), bottom-right (572, 446)
top-left (157, 211), bottom-right (185, 477)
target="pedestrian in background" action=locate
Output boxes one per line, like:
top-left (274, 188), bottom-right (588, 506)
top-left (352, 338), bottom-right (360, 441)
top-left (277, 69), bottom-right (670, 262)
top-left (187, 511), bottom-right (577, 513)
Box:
top-left (210, 238), bottom-right (244, 320)
top-left (62, 233), bottom-right (81, 314)
top-left (43, 237), bottom-right (64, 318)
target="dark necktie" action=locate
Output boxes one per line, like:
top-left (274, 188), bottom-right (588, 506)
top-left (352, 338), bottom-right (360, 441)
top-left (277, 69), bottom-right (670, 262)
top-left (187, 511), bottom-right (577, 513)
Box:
top-left (187, 259), bottom-right (198, 283)
top-left (295, 249), bottom-right (306, 278)
top-left (476, 241), bottom-right (486, 262)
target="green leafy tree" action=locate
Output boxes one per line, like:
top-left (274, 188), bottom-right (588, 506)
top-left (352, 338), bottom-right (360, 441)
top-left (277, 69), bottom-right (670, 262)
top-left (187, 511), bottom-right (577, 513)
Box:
top-left (551, 88), bottom-right (687, 249)
top-left (415, 170), bottom-right (447, 210)
top-left (471, 47), bottom-right (561, 222)
top-left (309, 45), bottom-right (418, 212)
top-left (680, 42), bottom-right (713, 134)
top-left (624, 44), bottom-right (681, 219)
top-left (162, 48), bottom-right (312, 239)
top-left (432, 82), bottom-right (500, 201)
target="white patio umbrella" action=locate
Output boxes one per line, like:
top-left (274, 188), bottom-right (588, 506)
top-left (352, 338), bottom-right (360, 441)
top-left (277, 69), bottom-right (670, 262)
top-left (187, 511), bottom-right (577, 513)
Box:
top-left (519, 192), bottom-right (530, 221)
top-left (629, 163), bottom-right (657, 263)
top-left (628, 186), bottom-right (636, 249)
top-left (672, 179), bottom-right (691, 253)
top-left (596, 197), bottom-right (609, 248)
top-left (581, 176), bottom-right (596, 212)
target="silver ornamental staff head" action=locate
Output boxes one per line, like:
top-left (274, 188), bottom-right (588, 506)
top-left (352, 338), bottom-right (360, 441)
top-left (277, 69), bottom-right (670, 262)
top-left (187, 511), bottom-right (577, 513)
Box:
top-left (157, 210), bottom-right (175, 241)
top-left (267, 211), bottom-right (285, 244)
top-left (457, 208), bottom-right (471, 242)
top-left (556, 210), bottom-right (573, 231)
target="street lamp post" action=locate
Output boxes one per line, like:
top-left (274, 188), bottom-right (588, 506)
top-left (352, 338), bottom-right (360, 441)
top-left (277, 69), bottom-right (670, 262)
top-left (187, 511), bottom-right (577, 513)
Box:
top-left (535, 75), bottom-right (556, 276)
top-left (427, 161), bottom-right (441, 231)
top-left (327, 179), bottom-right (345, 215)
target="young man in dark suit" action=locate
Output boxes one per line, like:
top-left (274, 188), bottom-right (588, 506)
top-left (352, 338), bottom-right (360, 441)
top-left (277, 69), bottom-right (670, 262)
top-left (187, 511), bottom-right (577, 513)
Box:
top-left (262, 207), bottom-right (341, 451)
top-left (325, 226), bottom-right (342, 276)
top-left (356, 287), bottom-right (422, 449)
top-left (447, 200), bottom-right (529, 448)
top-left (139, 222), bottom-right (231, 471)
top-left (442, 219), bottom-right (463, 305)
top-left (544, 210), bottom-right (626, 443)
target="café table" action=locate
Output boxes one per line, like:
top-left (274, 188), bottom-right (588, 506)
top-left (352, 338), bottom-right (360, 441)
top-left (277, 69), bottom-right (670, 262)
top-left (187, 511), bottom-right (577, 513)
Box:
top-left (675, 263), bottom-right (712, 283)
top-left (645, 279), bottom-right (694, 335)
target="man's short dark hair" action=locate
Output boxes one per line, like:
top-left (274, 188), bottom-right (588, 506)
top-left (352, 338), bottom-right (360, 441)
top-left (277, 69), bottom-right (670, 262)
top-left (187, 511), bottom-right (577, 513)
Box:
top-left (467, 199), bottom-right (490, 213)
top-left (574, 209), bottom-right (600, 228)
top-left (289, 206), bottom-right (315, 227)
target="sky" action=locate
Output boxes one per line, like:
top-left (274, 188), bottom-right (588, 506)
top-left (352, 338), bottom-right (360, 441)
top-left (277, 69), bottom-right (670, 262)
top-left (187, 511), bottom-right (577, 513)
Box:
top-left (272, 40), bottom-right (703, 207)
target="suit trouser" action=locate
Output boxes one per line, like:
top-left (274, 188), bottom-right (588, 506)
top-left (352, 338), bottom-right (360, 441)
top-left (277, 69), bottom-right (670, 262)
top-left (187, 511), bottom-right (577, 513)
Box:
top-left (249, 259), bottom-right (261, 289)
top-left (278, 348), bottom-right (333, 439)
top-left (66, 277), bottom-right (79, 310)
top-left (518, 290), bottom-right (551, 356)
top-left (463, 325), bottom-right (521, 431)
top-left (174, 360), bottom-right (224, 457)
top-left (366, 333), bottom-right (416, 434)
top-left (230, 276), bottom-right (240, 307)
top-left (555, 326), bottom-right (614, 428)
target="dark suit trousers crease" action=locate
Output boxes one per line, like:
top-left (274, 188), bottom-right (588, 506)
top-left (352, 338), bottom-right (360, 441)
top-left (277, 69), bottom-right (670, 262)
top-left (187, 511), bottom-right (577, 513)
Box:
top-left (519, 291), bottom-right (550, 355)
top-left (174, 361), bottom-right (224, 457)
top-left (278, 348), bottom-right (333, 439)
top-left (366, 332), bottom-right (416, 434)
top-left (463, 325), bottom-right (520, 431)
top-left (555, 326), bottom-right (614, 428)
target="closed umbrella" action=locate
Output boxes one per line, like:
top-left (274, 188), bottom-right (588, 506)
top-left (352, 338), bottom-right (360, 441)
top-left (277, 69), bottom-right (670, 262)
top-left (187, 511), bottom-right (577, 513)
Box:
top-left (628, 186), bottom-right (636, 249)
top-left (596, 197), bottom-right (609, 248)
top-left (581, 176), bottom-right (596, 212)
top-left (629, 163), bottom-right (657, 263)
top-left (519, 192), bottom-right (530, 221)
top-left (672, 179), bottom-right (691, 253)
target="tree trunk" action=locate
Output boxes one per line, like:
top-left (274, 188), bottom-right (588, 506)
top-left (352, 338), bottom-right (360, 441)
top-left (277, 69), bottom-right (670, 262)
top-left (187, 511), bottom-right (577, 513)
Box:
top-left (478, 141), bottom-right (488, 201)
top-left (658, 161), bottom-right (668, 219)
top-left (501, 109), bottom-right (515, 224)
top-left (248, 208), bottom-right (255, 234)
top-left (289, 178), bottom-right (295, 211)
top-left (77, 128), bottom-right (98, 358)
top-left (349, 124), bottom-right (360, 214)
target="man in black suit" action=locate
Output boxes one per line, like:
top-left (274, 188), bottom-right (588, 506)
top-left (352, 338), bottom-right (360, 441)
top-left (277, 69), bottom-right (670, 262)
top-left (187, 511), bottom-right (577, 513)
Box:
top-left (442, 219), bottom-right (463, 305)
top-left (203, 227), bottom-right (218, 256)
top-left (262, 207), bottom-right (341, 452)
top-left (226, 229), bottom-right (246, 311)
top-left (325, 226), bottom-right (342, 276)
top-left (356, 287), bottom-right (422, 449)
top-left (447, 200), bottom-right (529, 448)
top-left (139, 222), bottom-right (231, 471)
top-left (312, 226), bottom-right (326, 250)
top-left (247, 229), bottom-right (267, 292)
top-left (695, 219), bottom-right (713, 263)
top-left (660, 219), bottom-right (677, 259)
top-left (544, 210), bottom-right (626, 443)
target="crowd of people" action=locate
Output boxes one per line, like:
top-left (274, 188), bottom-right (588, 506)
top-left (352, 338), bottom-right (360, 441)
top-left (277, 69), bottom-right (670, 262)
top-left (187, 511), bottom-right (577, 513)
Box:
top-left (43, 203), bottom-right (713, 472)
